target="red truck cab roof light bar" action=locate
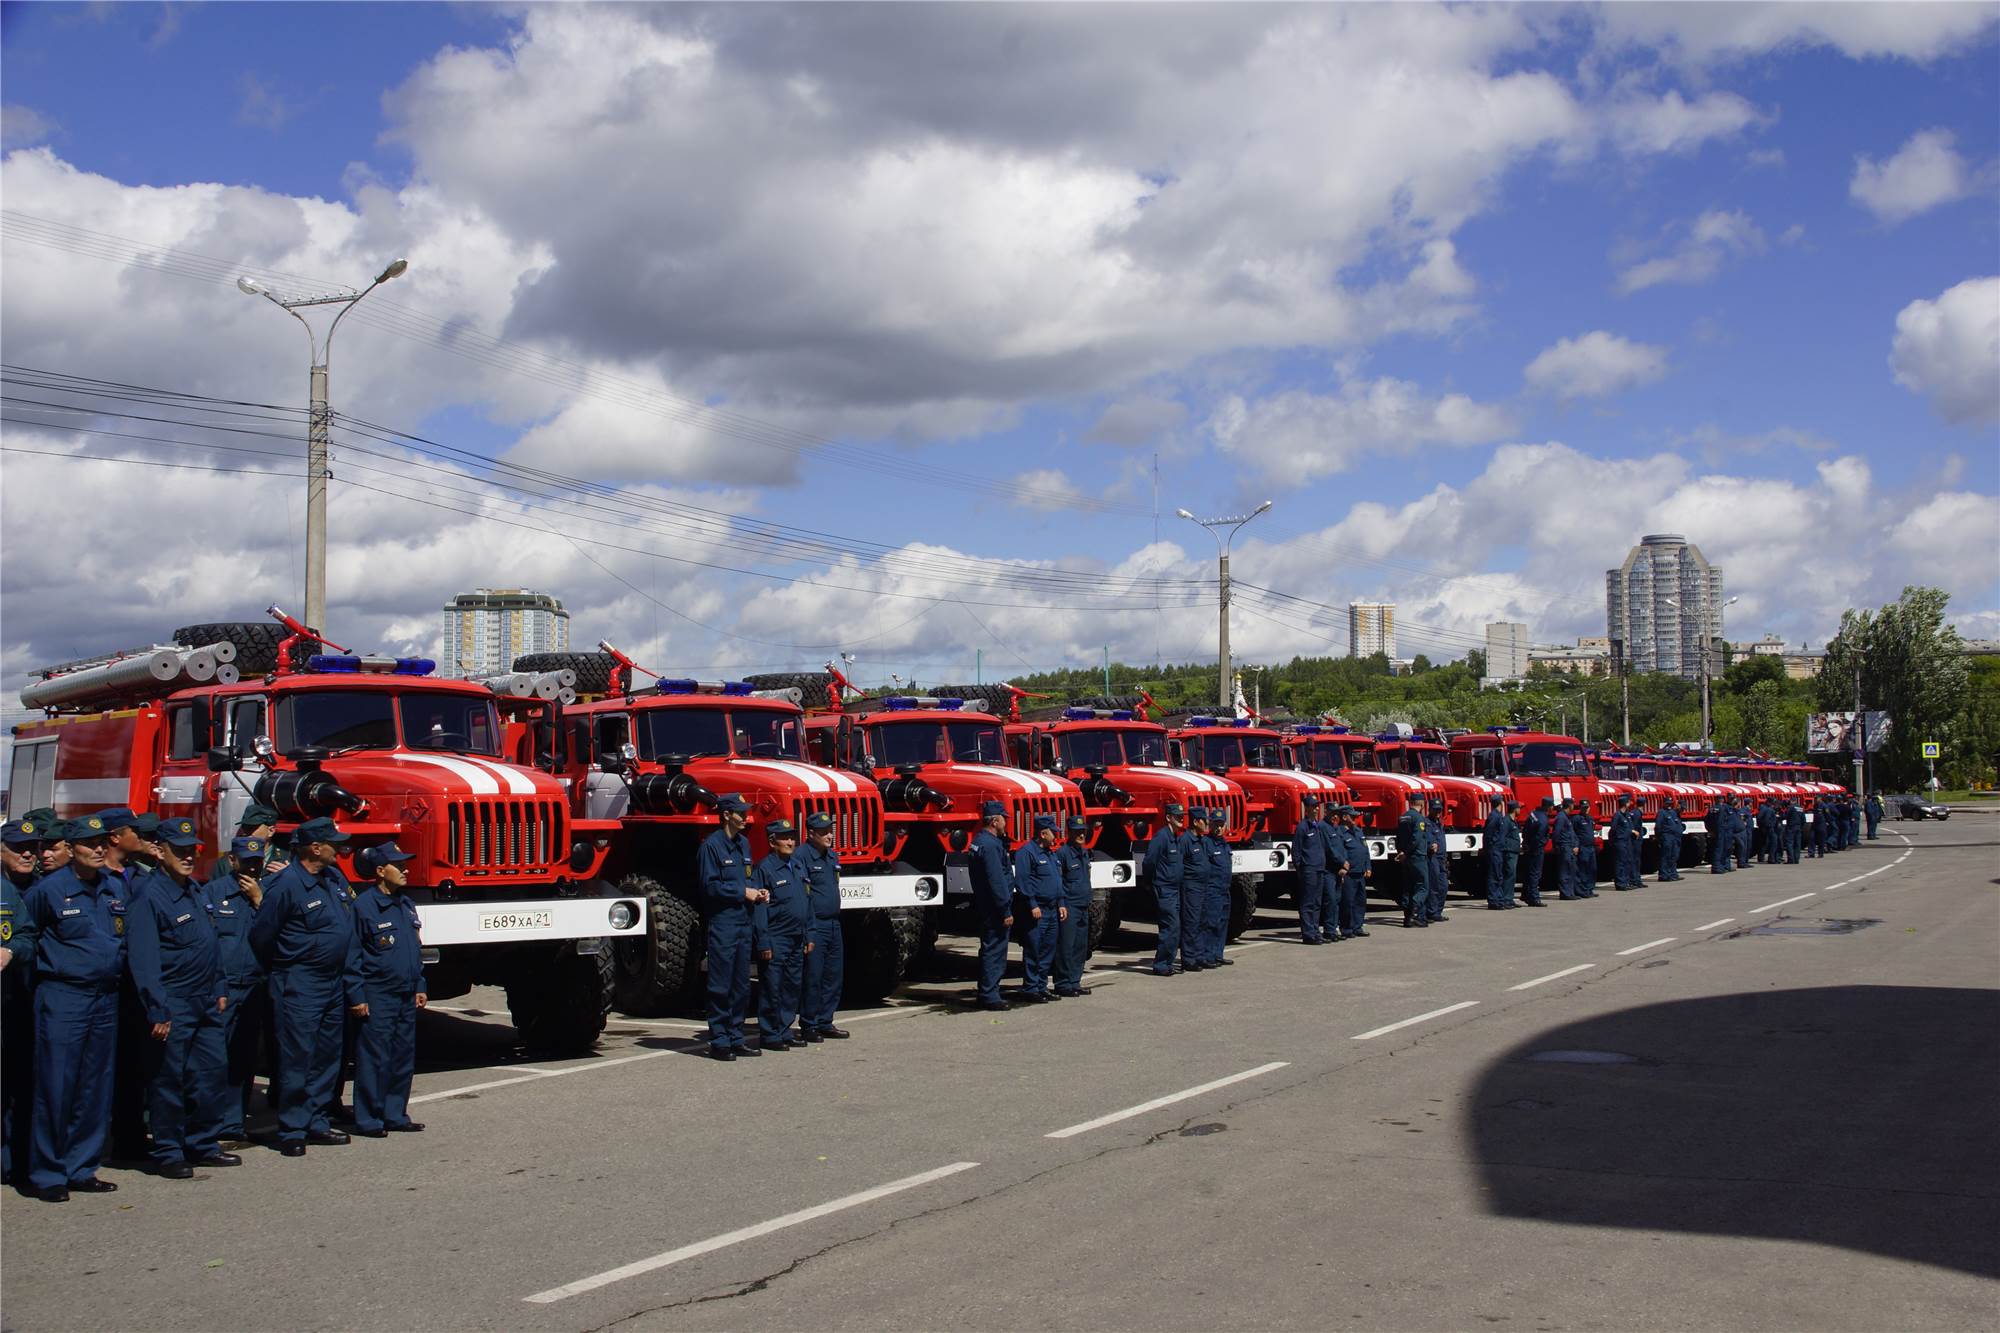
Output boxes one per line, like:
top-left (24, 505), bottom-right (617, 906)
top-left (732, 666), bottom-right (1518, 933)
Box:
top-left (656, 679), bottom-right (756, 695)
top-left (881, 696), bottom-right (967, 711)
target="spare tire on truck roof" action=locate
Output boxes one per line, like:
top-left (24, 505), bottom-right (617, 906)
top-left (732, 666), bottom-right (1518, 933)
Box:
top-left (513, 652), bottom-right (618, 696)
top-left (174, 622), bottom-right (320, 675)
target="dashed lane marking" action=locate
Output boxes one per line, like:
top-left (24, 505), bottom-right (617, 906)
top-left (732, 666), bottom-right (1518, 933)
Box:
top-left (1615, 937), bottom-right (1677, 956)
top-left (1352, 1001), bottom-right (1480, 1041)
top-left (409, 1050), bottom-right (673, 1106)
top-left (1044, 1062), bottom-right (1290, 1139)
top-left (1508, 964), bottom-right (1595, 991)
top-left (1747, 892), bottom-right (1817, 914)
top-left (1693, 918), bottom-right (1736, 932)
top-left (523, 1161), bottom-right (983, 1303)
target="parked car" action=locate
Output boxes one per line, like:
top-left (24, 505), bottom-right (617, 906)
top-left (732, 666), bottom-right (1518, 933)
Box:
top-left (1891, 794), bottom-right (1951, 821)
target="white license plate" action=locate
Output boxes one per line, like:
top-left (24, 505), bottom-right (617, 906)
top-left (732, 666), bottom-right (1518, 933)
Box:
top-left (479, 909), bottom-right (554, 933)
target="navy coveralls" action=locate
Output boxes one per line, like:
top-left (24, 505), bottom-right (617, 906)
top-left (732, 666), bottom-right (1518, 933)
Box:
top-left (1658, 809), bottom-right (1683, 880)
top-left (1484, 809), bottom-right (1517, 907)
top-left (1612, 810), bottom-right (1641, 889)
top-left (1052, 841), bottom-right (1093, 993)
top-left (203, 872), bottom-right (265, 1138)
top-left (968, 829), bottom-right (1015, 1005)
top-left (1013, 841), bottom-right (1063, 996)
top-left (1144, 823), bottom-right (1184, 975)
top-left (250, 860), bottom-right (358, 1144)
top-left (1573, 813), bottom-right (1599, 895)
top-left (1336, 822), bottom-right (1370, 936)
top-left (348, 888), bottom-right (425, 1132)
top-left (1291, 813), bottom-right (1333, 942)
top-left (1394, 811), bottom-right (1429, 923)
top-left (1865, 794), bottom-right (1882, 840)
top-left (1552, 813), bottom-right (1581, 899)
top-left (797, 841), bottom-right (844, 1035)
top-left (126, 868), bottom-right (228, 1166)
top-left (1707, 805), bottom-right (1730, 873)
top-left (750, 850), bottom-right (808, 1045)
top-left (1520, 809), bottom-right (1548, 905)
top-left (3, 876), bottom-right (39, 1182)
top-left (698, 828), bottom-right (756, 1052)
top-left (1178, 828), bottom-right (1213, 969)
top-left (1200, 832), bottom-right (1231, 962)
top-left (1424, 815), bottom-right (1450, 921)
top-left (24, 866), bottom-right (126, 1191)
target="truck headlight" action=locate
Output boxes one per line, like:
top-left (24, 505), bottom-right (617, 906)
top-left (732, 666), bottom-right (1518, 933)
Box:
top-left (1112, 863), bottom-right (1132, 883)
top-left (915, 876), bottom-right (940, 902)
top-left (1270, 848), bottom-right (1287, 867)
top-left (608, 901), bottom-right (638, 930)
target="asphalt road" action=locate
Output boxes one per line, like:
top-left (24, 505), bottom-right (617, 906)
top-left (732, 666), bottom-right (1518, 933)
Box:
top-left (4, 819), bottom-right (1996, 1332)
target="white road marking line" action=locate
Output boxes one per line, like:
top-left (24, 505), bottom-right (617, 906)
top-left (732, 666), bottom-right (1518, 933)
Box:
top-left (1615, 937), bottom-right (1677, 956)
top-left (1693, 917), bottom-right (1735, 931)
top-left (1749, 892), bottom-right (1816, 913)
top-left (1352, 1001), bottom-right (1479, 1041)
top-left (1230, 941), bottom-right (1275, 953)
top-left (1044, 1061), bottom-right (1289, 1139)
top-left (1508, 964), bottom-right (1595, 991)
top-left (605, 1018), bottom-right (709, 1031)
top-left (839, 1005), bottom-right (940, 1024)
top-left (522, 1161), bottom-right (982, 1303)
top-left (409, 1050), bottom-right (671, 1106)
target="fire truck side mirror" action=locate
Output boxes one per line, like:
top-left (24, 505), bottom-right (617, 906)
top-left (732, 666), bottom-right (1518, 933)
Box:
top-left (206, 747), bottom-right (242, 773)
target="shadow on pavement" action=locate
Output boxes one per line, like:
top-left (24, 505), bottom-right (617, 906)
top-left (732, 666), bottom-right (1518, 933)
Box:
top-left (1470, 985), bottom-right (2000, 1280)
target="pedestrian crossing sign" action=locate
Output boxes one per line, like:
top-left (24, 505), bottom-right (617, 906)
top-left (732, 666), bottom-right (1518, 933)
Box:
top-left (1921, 741), bottom-right (1941, 758)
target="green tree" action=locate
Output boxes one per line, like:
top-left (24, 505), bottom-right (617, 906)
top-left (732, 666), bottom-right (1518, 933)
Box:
top-left (1817, 586), bottom-right (1970, 789)
top-left (1740, 680), bottom-right (1790, 754)
top-left (1724, 653), bottom-right (1786, 694)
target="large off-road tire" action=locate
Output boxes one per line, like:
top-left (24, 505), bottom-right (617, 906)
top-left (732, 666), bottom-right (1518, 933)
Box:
top-left (917, 684), bottom-right (1020, 713)
top-left (507, 945), bottom-right (613, 1054)
top-left (742, 672), bottom-right (837, 708)
top-left (173, 621), bottom-right (320, 674)
top-left (1085, 884), bottom-right (1113, 953)
top-left (612, 875), bottom-right (704, 1016)
top-left (513, 651), bottom-right (619, 695)
top-left (1227, 875), bottom-right (1259, 940)
top-left (842, 906), bottom-right (924, 1003)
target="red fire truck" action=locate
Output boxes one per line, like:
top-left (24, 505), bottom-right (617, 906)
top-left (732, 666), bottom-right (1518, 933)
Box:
top-left (1447, 726), bottom-right (1604, 839)
top-left (1372, 730), bottom-right (1507, 870)
top-left (9, 613), bottom-right (639, 1052)
top-left (1280, 723), bottom-right (1439, 865)
top-left (538, 662), bottom-right (942, 1015)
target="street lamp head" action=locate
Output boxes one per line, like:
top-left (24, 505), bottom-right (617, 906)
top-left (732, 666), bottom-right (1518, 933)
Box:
top-left (1253, 499), bottom-right (1273, 515)
top-left (236, 276), bottom-right (267, 296)
top-left (376, 258), bottom-right (409, 284)
top-left (1175, 508), bottom-right (1195, 521)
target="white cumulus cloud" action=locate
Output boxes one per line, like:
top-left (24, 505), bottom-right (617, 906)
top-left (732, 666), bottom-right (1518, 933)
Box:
top-left (1890, 277), bottom-right (2000, 425)
top-left (1523, 331), bottom-right (1669, 400)
top-left (1616, 208), bottom-right (1767, 293)
top-left (1851, 128), bottom-right (1983, 224)
top-left (1208, 377), bottom-right (1515, 483)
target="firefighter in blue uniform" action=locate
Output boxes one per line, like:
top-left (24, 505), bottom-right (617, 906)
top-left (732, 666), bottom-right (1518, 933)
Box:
top-left (750, 821), bottom-right (808, 1051)
top-left (1321, 806), bottom-right (1351, 940)
top-left (1657, 799), bottom-right (1684, 881)
top-left (1706, 798), bottom-right (1730, 874)
top-left (1572, 803), bottom-right (1599, 896)
top-left (90, 807), bottom-right (153, 1162)
top-left (1335, 806), bottom-right (1371, 937)
top-left (796, 812), bottom-right (849, 1041)
top-left (2, 819), bottom-right (43, 1185)
top-left (1394, 795), bottom-right (1428, 927)
top-left (1200, 808), bottom-right (1234, 965)
top-left (1759, 799), bottom-right (1781, 864)
top-left (346, 844), bottom-right (427, 1134)
top-left (1848, 794), bottom-right (1864, 846)
top-left (23, 816), bottom-right (126, 1201)
top-left (1783, 798), bottom-right (1803, 863)
top-left (1519, 798), bottom-right (1550, 906)
top-left (1610, 795), bottom-right (1641, 891)
top-left (250, 818), bottom-right (360, 1154)
top-left (1052, 816), bottom-right (1094, 996)
top-left (125, 817), bottom-right (233, 1178)
top-left (1485, 797), bottom-right (1520, 908)
top-left (1423, 797), bottom-right (1450, 922)
top-left (1144, 803), bottom-right (1186, 976)
top-left (1291, 795), bottom-right (1333, 943)
top-left (1551, 799), bottom-right (1581, 899)
top-left (1014, 815), bottom-right (1063, 1002)
top-left (1178, 809), bottom-right (1213, 969)
top-left (1736, 797), bottom-right (1756, 868)
top-left (969, 801), bottom-right (1015, 1010)
top-left (699, 794), bottom-right (766, 1060)
top-left (205, 837), bottom-right (267, 1143)
top-left (1865, 791), bottom-right (1883, 840)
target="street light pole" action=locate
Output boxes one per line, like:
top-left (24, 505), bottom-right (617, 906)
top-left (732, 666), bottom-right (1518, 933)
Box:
top-left (239, 258), bottom-right (409, 633)
top-left (1178, 501), bottom-right (1273, 711)
top-left (1667, 593), bottom-right (1737, 749)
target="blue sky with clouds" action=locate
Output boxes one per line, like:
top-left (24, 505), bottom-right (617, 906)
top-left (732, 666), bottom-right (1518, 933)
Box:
top-left (2, 2), bottom-right (1995, 690)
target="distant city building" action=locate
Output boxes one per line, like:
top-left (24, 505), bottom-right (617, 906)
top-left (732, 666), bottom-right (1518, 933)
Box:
top-left (1484, 621), bottom-right (1530, 686)
top-left (1605, 534), bottom-right (1725, 680)
top-left (1349, 601), bottom-right (1397, 659)
top-left (1731, 634), bottom-right (1788, 658)
top-left (1781, 651), bottom-right (1825, 680)
top-left (1528, 641), bottom-right (1612, 677)
top-left (1962, 639), bottom-right (2000, 657)
top-left (442, 588), bottom-right (570, 679)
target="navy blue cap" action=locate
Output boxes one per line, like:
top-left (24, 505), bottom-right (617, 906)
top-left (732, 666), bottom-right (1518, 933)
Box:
top-left (67, 814), bottom-right (110, 841)
top-left (231, 836), bottom-right (268, 861)
top-left (1162, 801), bottom-right (1185, 818)
top-left (293, 816), bottom-right (350, 845)
top-left (716, 793), bottom-right (749, 815)
top-left (1, 820), bottom-right (38, 846)
top-left (93, 807), bottom-right (139, 831)
top-left (1065, 816), bottom-right (1088, 834)
top-left (357, 843), bottom-right (413, 874)
top-left (133, 812), bottom-right (162, 837)
top-left (1505, 796), bottom-right (1520, 807)
top-left (1189, 806), bottom-right (1210, 821)
top-left (766, 819), bottom-right (798, 839)
top-left (1538, 796), bottom-right (1554, 808)
top-left (1301, 793), bottom-right (1321, 807)
top-left (156, 817), bottom-right (199, 849)
top-left (1616, 793), bottom-right (1632, 804)
top-left (980, 800), bottom-right (1006, 818)
top-left (804, 812), bottom-right (834, 832)
top-left (1408, 792), bottom-right (1425, 804)
top-left (236, 803), bottom-right (281, 830)
top-left (1032, 814), bottom-right (1057, 832)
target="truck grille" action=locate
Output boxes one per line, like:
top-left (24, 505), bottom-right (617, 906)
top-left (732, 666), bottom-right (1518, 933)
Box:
top-left (446, 798), bottom-right (564, 871)
top-left (790, 795), bottom-right (881, 860)
top-left (1214, 792), bottom-right (1247, 838)
top-left (1010, 793), bottom-right (1085, 843)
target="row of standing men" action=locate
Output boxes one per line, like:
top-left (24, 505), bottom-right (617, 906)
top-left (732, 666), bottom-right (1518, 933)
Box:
top-left (1, 806), bottom-right (428, 1204)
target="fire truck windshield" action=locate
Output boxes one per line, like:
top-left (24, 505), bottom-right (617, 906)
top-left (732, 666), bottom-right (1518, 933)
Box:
top-left (1386, 748), bottom-right (1451, 777)
top-left (730, 711), bottom-right (804, 759)
top-left (638, 708), bottom-right (730, 760)
top-left (402, 695), bottom-right (504, 755)
top-left (278, 692), bottom-right (395, 754)
top-left (1508, 743), bottom-right (1590, 776)
top-left (872, 720), bottom-right (1008, 766)
top-left (1308, 742), bottom-right (1378, 772)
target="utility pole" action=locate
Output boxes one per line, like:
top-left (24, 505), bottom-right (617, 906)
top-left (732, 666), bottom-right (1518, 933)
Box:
top-left (1103, 646), bottom-right (1111, 697)
top-left (1853, 663), bottom-right (1866, 798)
top-left (1621, 665), bottom-right (1630, 747)
top-left (1177, 501), bottom-right (1273, 711)
top-left (239, 259), bottom-right (408, 633)
top-left (1583, 688), bottom-right (1591, 743)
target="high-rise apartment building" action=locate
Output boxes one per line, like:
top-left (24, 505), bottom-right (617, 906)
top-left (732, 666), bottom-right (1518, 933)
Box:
top-left (1484, 621), bottom-right (1530, 684)
top-left (1348, 601), bottom-right (1397, 659)
top-left (1605, 534), bottom-right (1725, 680)
top-left (442, 588), bottom-right (571, 679)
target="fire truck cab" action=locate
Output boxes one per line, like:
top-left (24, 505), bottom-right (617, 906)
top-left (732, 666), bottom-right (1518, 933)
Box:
top-left (1447, 727), bottom-right (1603, 844)
top-left (1280, 724), bottom-right (1436, 863)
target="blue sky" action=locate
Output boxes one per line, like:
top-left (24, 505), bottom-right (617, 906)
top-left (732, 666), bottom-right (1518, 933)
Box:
top-left (2, 2), bottom-right (1996, 688)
